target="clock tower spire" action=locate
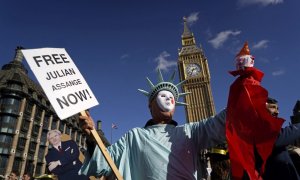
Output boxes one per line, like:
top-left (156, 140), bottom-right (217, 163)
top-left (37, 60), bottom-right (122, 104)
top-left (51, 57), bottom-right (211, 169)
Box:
top-left (182, 17), bottom-right (196, 46)
top-left (178, 17), bottom-right (216, 122)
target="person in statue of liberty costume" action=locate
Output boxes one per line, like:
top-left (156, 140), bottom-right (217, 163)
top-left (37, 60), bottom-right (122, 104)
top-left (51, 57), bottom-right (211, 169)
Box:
top-left (78, 68), bottom-right (300, 180)
top-left (78, 69), bottom-right (227, 180)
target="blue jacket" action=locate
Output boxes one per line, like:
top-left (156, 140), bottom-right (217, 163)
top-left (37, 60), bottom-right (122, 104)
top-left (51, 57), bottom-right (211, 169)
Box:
top-left (45, 140), bottom-right (88, 180)
top-left (262, 125), bottom-right (300, 180)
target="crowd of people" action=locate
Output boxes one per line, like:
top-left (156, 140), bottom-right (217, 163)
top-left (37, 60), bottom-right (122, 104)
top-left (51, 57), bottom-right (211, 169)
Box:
top-left (5, 171), bottom-right (31, 180)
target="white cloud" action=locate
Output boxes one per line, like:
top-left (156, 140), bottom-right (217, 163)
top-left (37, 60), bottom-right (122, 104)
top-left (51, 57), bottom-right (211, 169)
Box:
top-left (253, 40), bottom-right (269, 49)
top-left (155, 51), bottom-right (177, 72)
top-left (208, 30), bottom-right (241, 49)
top-left (120, 54), bottom-right (129, 59)
top-left (186, 12), bottom-right (199, 25)
top-left (238, 0), bottom-right (284, 7)
top-left (272, 69), bottom-right (285, 76)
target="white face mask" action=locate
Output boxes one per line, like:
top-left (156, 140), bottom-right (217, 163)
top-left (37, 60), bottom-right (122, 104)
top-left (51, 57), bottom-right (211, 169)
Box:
top-left (156, 90), bottom-right (175, 112)
top-left (236, 55), bottom-right (254, 70)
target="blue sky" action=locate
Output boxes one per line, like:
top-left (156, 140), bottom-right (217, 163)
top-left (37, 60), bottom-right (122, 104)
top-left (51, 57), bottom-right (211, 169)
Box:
top-left (1, 0), bottom-right (299, 143)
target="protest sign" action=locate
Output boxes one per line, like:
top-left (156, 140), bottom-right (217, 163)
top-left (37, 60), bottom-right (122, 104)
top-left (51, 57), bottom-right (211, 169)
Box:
top-left (22, 48), bottom-right (99, 119)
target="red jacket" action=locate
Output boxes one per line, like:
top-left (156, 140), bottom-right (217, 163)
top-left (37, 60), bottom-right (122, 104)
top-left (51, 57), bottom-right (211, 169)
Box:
top-left (226, 67), bottom-right (284, 180)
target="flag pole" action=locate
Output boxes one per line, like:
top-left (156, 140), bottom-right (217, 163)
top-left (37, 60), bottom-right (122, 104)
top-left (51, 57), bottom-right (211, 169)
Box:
top-left (80, 111), bottom-right (123, 180)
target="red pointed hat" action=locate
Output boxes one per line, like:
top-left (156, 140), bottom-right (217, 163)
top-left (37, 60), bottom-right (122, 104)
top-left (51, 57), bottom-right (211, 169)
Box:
top-left (235, 41), bottom-right (255, 69)
top-left (236, 41), bottom-right (250, 57)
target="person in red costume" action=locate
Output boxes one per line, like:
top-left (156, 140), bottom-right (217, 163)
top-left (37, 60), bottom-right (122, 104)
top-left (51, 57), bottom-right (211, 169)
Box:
top-left (226, 42), bottom-right (284, 180)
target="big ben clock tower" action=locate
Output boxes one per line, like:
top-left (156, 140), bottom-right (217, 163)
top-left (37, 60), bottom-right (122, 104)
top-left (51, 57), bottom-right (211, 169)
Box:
top-left (178, 17), bottom-right (216, 122)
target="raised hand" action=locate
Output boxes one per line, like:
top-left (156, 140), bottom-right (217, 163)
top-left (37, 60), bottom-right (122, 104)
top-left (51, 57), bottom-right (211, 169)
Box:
top-left (79, 111), bottom-right (95, 137)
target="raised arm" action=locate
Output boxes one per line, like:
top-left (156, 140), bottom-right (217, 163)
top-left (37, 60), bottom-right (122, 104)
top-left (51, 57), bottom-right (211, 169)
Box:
top-left (190, 109), bottom-right (227, 150)
top-left (275, 123), bottom-right (300, 147)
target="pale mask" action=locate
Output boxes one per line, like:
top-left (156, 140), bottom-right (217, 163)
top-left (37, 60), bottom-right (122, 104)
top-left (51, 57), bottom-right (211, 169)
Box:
top-left (156, 90), bottom-right (175, 112)
top-left (236, 55), bottom-right (254, 70)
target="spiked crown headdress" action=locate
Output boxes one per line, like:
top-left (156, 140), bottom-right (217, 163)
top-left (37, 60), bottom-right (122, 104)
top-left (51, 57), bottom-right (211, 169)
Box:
top-left (138, 69), bottom-right (190, 106)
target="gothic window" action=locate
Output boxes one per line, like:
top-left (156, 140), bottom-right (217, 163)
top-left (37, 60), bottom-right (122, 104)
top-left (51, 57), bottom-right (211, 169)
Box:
top-left (12, 158), bottom-right (22, 173)
top-left (0, 115), bottom-right (17, 134)
top-left (59, 122), bottom-right (65, 133)
top-left (0, 134), bottom-right (12, 154)
top-left (71, 130), bottom-right (75, 140)
top-left (40, 130), bottom-right (48, 146)
top-left (65, 126), bottom-right (70, 135)
top-left (35, 163), bottom-right (43, 176)
top-left (20, 120), bottom-right (30, 132)
top-left (0, 155), bottom-right (8, 174)
top-left (0, 97), bottom-right (21, 114)
top-left (19, 131), bottom-right (26, 138)
top-left (32, 124), bottom-right (40, 137)
top-left (51, 119), bottom-right (58, 130)
top-left (7, 82), bottom-right (22, 90)
top-left (35, 107), bottom-right (43, 123)
top-left (43, 115), bottom-right (50, 129)
top-left (17, 137), bottom-right (26, 150)
top-left (38, 146), bottom-right (45, 162)
top-left (28, 141), bottom-right (36, 154)
top-left (25, 102), bottom-right (33, 115)
top-left (24, 160), bottom-right (34, 175)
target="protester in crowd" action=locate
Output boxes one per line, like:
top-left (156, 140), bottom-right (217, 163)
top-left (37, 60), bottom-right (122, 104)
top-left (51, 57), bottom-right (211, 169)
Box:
top-left (226, 42), bottom-right (284, 179)
top-left (7, 171), bottom-right (18, 180)
top-left (22, 173), bottom-right (31, 180)
top-left (261, 97), bottom-right (300, 180)
top-left (79, 69), bottom-right (227, 180)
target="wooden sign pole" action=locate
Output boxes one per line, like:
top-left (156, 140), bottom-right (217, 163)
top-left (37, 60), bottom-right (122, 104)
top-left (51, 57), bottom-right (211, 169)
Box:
top-left (81, 111), bottom-right (123, 180)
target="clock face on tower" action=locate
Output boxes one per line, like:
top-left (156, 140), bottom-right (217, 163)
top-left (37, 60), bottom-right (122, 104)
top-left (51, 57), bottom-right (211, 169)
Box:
top-left (185, 63), bottom-right (201, 78)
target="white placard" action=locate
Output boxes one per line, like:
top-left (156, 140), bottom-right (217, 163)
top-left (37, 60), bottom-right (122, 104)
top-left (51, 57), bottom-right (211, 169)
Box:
top-left (22, 48), bottom-right (99, 120)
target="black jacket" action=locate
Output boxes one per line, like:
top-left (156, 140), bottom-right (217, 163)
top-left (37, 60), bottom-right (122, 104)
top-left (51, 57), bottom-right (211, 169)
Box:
top-left (263, 146), bottom-right (300, 180)
top-left (45, 140), bottom-right (88, 180)
top-left (262, 124), bottom-right (300, 180)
